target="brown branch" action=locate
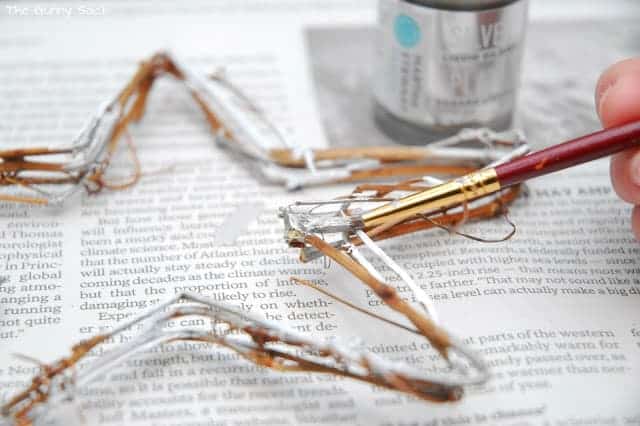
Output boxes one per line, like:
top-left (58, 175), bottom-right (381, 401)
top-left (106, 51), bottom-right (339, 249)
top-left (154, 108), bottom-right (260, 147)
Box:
top-left (2, 293), bottom-right (467, 425)
top-left (0, 52), bottom-right (526, 204)
top-left (269, 146), bottom-right (445, 167)
top-left (303, 234), bottom-right (451, 356)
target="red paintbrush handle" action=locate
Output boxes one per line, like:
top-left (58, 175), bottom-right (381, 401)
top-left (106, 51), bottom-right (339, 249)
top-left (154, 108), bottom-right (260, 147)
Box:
top-left (495, 120), bottom-right (640, 187)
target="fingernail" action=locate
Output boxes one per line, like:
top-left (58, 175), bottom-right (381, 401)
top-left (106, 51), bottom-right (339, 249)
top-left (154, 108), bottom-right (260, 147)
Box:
top-left (597, 81), bottom-right (616, 121)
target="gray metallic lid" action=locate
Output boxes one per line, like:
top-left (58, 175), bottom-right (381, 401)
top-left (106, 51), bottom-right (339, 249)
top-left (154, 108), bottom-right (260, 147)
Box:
top-left (401, 0), bottom-right (523, 11)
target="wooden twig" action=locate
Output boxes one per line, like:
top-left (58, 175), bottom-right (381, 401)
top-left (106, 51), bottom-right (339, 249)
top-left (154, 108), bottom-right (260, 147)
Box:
top-left (0, 52), bottom-right (528, 205)
top-left (1, 293), bottom-right (483, 425)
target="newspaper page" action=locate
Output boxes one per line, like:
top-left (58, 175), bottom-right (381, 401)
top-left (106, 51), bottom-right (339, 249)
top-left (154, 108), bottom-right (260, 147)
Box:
top-left (1, 1), bottom-right (639, 425)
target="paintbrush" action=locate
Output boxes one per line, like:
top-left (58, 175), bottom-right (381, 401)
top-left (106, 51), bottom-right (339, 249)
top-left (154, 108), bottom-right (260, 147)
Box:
top-left (290, 120), bottom-right (640, 236)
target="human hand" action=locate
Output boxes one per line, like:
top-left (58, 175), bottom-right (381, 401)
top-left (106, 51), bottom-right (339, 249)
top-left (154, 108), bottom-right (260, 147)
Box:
top-left (595, 58), bottom-right (640, 240)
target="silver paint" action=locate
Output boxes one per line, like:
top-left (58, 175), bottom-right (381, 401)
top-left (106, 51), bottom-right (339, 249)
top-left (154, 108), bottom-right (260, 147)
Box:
top-left (374, 0), bottom-right (529, 144)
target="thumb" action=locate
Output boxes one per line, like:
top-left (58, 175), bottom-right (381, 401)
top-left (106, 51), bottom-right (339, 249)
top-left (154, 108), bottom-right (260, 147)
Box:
top-left (595, 58), bottom-right (640, 239)
top-left (596, 58), bottom-right (640, 128)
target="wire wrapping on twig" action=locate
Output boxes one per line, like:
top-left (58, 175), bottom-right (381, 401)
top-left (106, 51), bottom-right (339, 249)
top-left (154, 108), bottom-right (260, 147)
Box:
top-left (1, 292), bottom-right (487, 426)
top-left (0, 52), bottom-right (532, 426)
top-left (0, 52), bottom-right (528, 205)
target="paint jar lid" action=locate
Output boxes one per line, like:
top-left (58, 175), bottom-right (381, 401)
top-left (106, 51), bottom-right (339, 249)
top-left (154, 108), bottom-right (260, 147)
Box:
top-left (402, 0), bottom-right (523, 11)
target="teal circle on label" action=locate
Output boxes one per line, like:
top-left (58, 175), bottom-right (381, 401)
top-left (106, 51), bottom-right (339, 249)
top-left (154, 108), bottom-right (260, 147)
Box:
top-left (394, 14), bottom-right (421, 48)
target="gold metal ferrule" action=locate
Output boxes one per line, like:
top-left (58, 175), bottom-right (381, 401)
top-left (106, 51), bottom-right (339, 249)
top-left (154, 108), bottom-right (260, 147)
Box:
top-left (361, 168), bottom-right (501, 229)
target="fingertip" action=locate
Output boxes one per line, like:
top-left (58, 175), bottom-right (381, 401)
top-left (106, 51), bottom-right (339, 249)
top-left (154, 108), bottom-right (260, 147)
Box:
top-left (598, 73), bottom-right (640, 128)
top-left (595, 57), bottom-right (640, 126)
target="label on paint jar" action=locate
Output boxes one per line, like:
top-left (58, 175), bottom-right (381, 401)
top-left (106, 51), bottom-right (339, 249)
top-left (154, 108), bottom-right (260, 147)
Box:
top-left (374, 0), bottom-right (528, 129)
